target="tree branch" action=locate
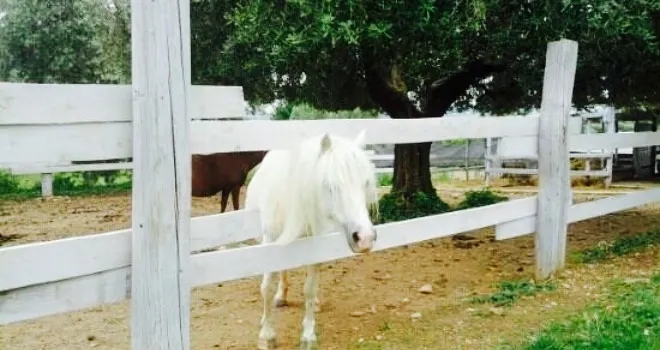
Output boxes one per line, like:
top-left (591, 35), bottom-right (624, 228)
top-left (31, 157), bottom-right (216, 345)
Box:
top-left (423, 59), bottom-right (507, 118)
top-left (360, 50), bottom-right (423, 119)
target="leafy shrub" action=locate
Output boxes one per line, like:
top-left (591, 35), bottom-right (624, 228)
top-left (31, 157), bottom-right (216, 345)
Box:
top-left (273, 102), bottom-right (294, 120)
top-left (53, 173), bottom-right (85, 192)
top-left (455, 189), bottom-right (508, 210)
top-left (0, 171), bottom-right (21, 194)
top-left (52, 171), bottom-right (132, 196)
top-left (377, 191), bottom-right (450, 224)
top-left (288, 103), bottom-right (379, 120)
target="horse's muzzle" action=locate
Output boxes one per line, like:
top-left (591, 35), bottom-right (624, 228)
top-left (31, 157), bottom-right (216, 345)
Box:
top-left (346, 227), bottom-right (377, 253)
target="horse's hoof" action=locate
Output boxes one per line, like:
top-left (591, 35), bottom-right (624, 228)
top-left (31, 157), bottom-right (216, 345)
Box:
top-left (274, 298), bottom-right (287, 307)
top-left (299, 339), bottom-right (318, 350)
top-left (257, 337), bottom-right (277, 350)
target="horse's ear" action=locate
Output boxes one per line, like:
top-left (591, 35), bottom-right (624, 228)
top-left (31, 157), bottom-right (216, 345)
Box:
top-left (354, 129), bottom-right (366, 148)
top-left (320, 133), bottom-right (332, 153)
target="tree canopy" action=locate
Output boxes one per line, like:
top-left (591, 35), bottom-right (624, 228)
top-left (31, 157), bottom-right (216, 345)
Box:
top-left (1, 0), bottom-right (659, 202)
top-left (0, 0), bottom-right (130, 84)
top-left (216, 0), bottom-right (660, 116)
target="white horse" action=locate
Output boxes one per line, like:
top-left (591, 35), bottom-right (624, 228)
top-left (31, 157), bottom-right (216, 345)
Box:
top-left (245, 130), bottom-right (379, 349)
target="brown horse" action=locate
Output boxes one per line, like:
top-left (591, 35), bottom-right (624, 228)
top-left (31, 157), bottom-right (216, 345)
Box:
top-left (191, 151), bottom-right (267, 212)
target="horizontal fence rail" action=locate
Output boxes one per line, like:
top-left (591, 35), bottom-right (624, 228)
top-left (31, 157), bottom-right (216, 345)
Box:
top-left (0, 196), bottom-right (536, 324)
top-left (0, 83), bottom-right (245, 125)
top-left (495, 187), bottom-right (660, 240)
top-left (4, 117), bottom-right (659, 166)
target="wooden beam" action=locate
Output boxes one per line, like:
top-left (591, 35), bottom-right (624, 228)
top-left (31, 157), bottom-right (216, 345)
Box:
top-left (535, 39), bottom-right (578, 280)
top-left (130, 0), bottom-right (191, 348)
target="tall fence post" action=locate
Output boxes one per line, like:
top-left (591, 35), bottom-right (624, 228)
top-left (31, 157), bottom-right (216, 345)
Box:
top-left (535, 39), bottom-right (578, 280)
top-left (130, 0), bottom-right (191, 348)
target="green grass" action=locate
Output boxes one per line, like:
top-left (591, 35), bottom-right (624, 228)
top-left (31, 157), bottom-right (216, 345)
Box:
top-left (471, 279), bottom-right (557, 307)
top-left (572, 229), bottom-right (660, 264)
top-left (0, 171), bottom-right (132, 200)
top-left (502, 273), bottom-right (660, 350)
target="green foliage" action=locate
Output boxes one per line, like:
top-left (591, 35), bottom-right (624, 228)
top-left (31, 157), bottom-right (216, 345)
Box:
top-left (438, 139), bottom-right (469, 146)
top-left (471, 279), bottom-right (557, 307)
top-left (288, 103), bottom-right (379, 120)
top-left (0, 0), bottom-right (113, 83)
top-left (455, 189), bottom-right (508, 210)
top-left (0, 171), bottom-right (132, 200)
top-left (572, 229), bottom-right (660, 264)
top-left (0, 171), bottom-right (39, 198)
top-left (507, 274), bottom-right (660, 350)
top-left (51, 171), bottom-right (132, 196)
top-left (273, 102), bottom-right (294, 120)
top-left (223, 0), bottom-right (660, 112)
top-left (377, 191), bottom-right (450, 224)
top-left (274, 102), bottom-right (379, 121)
top-left (377, 174), bottom-right (393, 187)
top-left (0, 171), bottom-right (21, 194)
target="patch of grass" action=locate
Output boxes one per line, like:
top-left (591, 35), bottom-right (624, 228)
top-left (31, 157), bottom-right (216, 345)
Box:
top-left (0, 171), bottom-right (133, 200)
top-left (572, 229), bottom-right (660, 264)
top-left (503, 272), bottom-right (660, 350)
top-left (471, 279), bottom-right (557, 307)
top-left (455, 188), bottom-right (508, 210)
top-left (377, 173), bottom-right (393, 187)
top-left (431, 172), bottom-right (451, 183)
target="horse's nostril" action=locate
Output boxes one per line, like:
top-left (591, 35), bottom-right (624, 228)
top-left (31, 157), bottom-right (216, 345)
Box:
top-left (352, 231), bottom-right (360, 242)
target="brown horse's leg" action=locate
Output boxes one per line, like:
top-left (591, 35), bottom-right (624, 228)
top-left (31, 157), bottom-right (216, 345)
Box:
top-left (220, 190), bottom-right (230, 213)
top-left (231, 185), bottom-right (241, 210)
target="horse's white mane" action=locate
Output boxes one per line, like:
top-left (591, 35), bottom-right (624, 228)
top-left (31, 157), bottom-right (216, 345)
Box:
top-left (247, 131), bottom-right (378, 246)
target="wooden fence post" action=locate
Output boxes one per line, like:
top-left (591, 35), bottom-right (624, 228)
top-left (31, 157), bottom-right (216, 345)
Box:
top-left (535, 39), bottom-right (578, 280)
top-left (130, 0), bottom-right (191, 348)
top-left (603, 107), bottom-right (615, 187)
top-left (41, 173), bottom-right (53, 198)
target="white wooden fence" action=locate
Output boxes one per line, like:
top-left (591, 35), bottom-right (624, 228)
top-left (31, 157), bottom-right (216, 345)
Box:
top-left (1, 10), bottom-right (659, 349)
top-left (485, 108), bottom-right (617, 186)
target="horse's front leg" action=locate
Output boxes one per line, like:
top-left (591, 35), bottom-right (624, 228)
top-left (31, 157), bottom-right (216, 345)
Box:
top-left (274, 271), bottom-right (289, 307)
top-left (300, 264), bottom-right (319, 350)
top-left (257, 233), bottom-right (279, 349)
top-left (258, 270), bottom-right (277, 350)
top-left (275, 270), bottom-right (320, 311)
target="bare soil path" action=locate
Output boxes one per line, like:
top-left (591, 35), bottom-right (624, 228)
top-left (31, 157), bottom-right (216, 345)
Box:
top-left (2, 182), bottom-right (659, 349)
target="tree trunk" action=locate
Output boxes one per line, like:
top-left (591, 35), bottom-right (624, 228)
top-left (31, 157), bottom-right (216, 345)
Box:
top-left (361, 54), bottom-right (507, 197)
top-left (392, 142), bottom-right (434, 196)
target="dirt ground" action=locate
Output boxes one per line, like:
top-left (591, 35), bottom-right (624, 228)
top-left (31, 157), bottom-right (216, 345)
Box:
top-left (1, 179), bottom-right (660, 350)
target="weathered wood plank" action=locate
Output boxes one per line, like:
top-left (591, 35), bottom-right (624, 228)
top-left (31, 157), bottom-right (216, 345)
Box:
top-left (0, 83), bottom-right (244, 125)
top-left (129, 0), bottom-right (191, 347)
top-left (535, 39), bottom-right (578, 279)
top-left (0, 267), bottom-right (131, 325)
top-left (191, 197), bottom-right (537, 286)
top-left (190, 116), bottom-right (539, 153)
top-left (0, 209), bottom-right (261, 293)
top-left (3, 118), bottom-right (655, 167)
top-left (571, 131), bottom-right (660, 150)
top-left (0, 197), bottom-right (535, 325)
top-left (496, 187), bottom-right (660, 240)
